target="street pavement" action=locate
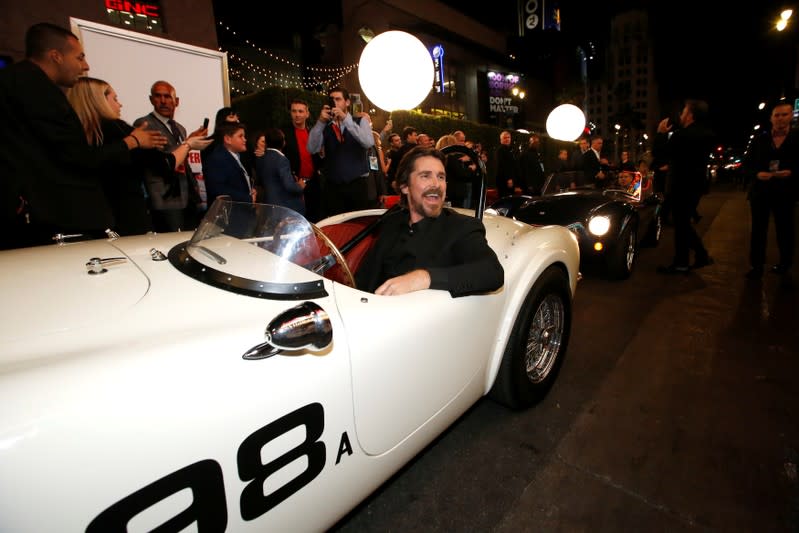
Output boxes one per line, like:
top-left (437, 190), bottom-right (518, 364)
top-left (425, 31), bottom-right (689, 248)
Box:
top-left (494, 184), bottom-right (799, 532)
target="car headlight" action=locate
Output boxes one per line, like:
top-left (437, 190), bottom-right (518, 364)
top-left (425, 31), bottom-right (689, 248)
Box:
top-left (587, 216), bottom-right (611, 236)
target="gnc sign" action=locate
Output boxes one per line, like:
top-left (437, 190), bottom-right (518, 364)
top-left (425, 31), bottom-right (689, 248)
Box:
top-left (104, 0), bottom-right (160, 17)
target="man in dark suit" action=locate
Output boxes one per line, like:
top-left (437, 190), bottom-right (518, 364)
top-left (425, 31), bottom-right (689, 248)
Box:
top-left (0, 22), bottom-right (165, 249)
top-left (355, 147), bottom-right (504, 297)
top-left (656, 99), bottom-right (715, 274)
top-left (281, 99), bottom-right (321, 221)
top-left (490, 130), bottom-right (519, 197)
top-left (582, 136), bottom-right (609, 188)
top-left (202, 122), bottom-right (254, 206)
top-left (134, 80), bottom-right (207, 232)
top-left (519, 133), bottom-right (546, 195)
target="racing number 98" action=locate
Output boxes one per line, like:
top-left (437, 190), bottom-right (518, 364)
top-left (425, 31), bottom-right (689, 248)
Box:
top-left (87, 403), bottom-right (325, 531)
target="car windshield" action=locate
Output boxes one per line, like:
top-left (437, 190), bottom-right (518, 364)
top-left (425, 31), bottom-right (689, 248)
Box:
top-left (543, 171), bottom-right (644, 201)
top-left (169, 199), bottom-right (330, 300)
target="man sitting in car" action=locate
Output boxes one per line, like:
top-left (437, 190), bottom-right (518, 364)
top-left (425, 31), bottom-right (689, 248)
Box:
top-left (355, 147), bottom-right (504, 297)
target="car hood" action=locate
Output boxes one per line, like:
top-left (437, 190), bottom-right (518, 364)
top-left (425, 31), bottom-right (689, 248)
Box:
top-left (518, 192), bottom-right (611, 225)
top-left (0, 240), bottom-right (149, 343)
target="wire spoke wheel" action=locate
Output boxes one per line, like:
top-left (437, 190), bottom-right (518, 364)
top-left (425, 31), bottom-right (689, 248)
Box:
top-left (525, 293), bottom-right (566, 383)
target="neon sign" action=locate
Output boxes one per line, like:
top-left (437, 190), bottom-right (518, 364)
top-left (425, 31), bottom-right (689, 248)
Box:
top-left (105, 0), bottom-right (160, 18)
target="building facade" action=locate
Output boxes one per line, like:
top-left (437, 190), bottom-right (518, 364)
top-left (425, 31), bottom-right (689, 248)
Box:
top-left (584, 10), bottom-right (660, 163)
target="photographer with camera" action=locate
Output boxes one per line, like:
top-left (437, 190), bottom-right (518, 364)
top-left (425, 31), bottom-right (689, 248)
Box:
top-left (307, 86), bottom-right (374, 216)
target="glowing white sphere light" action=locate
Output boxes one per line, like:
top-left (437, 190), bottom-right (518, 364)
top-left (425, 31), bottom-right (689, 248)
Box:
top-left (358, 31), bottom-right (434, 112)
top-left (546, 104), bottom-right (586, 142)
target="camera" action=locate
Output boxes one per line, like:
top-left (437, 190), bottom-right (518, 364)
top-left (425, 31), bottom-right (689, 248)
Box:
top-left (327, 96), bottom-right (336, 109)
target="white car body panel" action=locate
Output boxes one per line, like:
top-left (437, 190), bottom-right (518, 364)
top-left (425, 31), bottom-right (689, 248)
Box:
top-left (0, 206), bottom-right (579, 531)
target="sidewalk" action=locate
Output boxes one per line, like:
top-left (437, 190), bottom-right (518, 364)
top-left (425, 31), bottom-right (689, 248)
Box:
top-left (496, 187), bottom-right (799, 532)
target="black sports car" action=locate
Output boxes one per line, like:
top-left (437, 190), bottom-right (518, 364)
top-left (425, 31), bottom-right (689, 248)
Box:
top-left (487, 170), bottom-right (663, 279)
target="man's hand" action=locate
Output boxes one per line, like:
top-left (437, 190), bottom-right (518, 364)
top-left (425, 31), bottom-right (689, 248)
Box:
top-left (657, 117), bottom-right (673, 134)
top-left (319, 106), bottom-right (333, 123)
top-left (375, 269), bottom-right (431, 296)
top-left (330, 106), bottom-right (345, 122)
top-left (188, 126), bottom-right (209, 139)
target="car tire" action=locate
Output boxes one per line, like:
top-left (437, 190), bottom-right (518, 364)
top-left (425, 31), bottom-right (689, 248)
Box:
top-left (489, 266), bottom-right (572, 409)
top-left (641, 212), bottom-right (662, 247)
top-left (606, 222), bottom-right (636, 280)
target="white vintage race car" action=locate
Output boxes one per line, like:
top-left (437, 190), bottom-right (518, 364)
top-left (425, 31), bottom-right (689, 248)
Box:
top-left (0, 199), bottom-right (579, 531)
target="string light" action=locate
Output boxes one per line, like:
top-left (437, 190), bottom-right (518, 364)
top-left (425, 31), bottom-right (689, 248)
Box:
top-left (218, 21), bottom-right (357, 74)
top-left (229, 53), bottom-right (353, 91)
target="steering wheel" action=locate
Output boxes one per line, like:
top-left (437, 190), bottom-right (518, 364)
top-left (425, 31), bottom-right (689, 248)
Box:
top-left (310, 223), bottom-right (356, 288)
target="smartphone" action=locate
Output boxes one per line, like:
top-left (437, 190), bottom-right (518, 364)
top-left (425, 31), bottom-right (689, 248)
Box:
top-left (202, 117), bottom-right (209, 129)
top-left (327, 96), bottom-right (336, 109)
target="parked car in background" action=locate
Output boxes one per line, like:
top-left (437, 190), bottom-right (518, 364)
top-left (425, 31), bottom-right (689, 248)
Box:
top-left (0, 187), bottom-right (579, 531)
top-left (488, 170), bottom-right (662, 279)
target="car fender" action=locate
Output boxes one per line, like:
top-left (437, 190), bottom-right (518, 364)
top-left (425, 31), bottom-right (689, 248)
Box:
top-left (481, 216), bottom-right (579, 394)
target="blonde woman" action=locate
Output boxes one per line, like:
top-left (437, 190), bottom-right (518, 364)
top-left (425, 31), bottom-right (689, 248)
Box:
top-left (67, 77), bottom-right (210, 234)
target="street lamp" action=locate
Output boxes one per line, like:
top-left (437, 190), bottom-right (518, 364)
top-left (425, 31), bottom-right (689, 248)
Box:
top-left (777, 9), bottom-right (793, 31)
top-left (614, 123), bottom-right (621, 165)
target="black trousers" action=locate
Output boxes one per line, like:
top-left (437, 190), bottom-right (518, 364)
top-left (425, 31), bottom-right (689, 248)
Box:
top-left (749, 194), bottom-right (795, 268)
top-left (323, 176), bottom-right (369, 218)
top-left (671, 192), bottom-right (708, 266)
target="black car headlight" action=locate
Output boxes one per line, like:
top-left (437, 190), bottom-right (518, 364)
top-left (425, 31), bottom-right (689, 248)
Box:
top-left (587, 216), bottom-right (611, 236)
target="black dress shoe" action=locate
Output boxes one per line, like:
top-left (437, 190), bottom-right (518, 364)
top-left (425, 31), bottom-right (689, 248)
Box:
top-left (657, 264), bottom-right (690, 275)
top-left (745, 267), bottom-right (763, 280)
top-left (771, 264), bottom-right (790, 275)
top-left (692, 256), bottom-right (714, 269)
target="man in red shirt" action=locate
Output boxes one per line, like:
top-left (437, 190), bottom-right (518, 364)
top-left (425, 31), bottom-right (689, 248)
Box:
top-left (282, 99), bottom-right (322, 221)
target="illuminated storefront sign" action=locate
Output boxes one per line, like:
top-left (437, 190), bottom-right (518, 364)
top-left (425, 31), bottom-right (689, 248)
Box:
top-left (487, 71), bottom-right (521, 114)
top-left (432, 45), bottom-right (445, 94)
top-left (105, 0), bottom-right (160, 17)
top-left (105, 0), bottom-right (163, 32)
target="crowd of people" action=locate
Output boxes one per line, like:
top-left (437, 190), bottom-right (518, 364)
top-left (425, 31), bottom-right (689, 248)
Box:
top-left (1, 22), bottom-right (794, 283)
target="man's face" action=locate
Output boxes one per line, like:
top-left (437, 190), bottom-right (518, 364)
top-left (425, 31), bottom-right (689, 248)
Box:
top-left (406, 131), bottom-right (419, 145)
top-left (771, 104), bottom-right (793, 130)
top-left (401, 155), bottom-right (447, 224)
top-left (329, 91), bottom-right (348, 113)
top-left (529, 135), bottom-right (540, 148)
top-left (418, 134), bottom-right (432, 148)
top-left (290, 103), bottom-right (309, 127)
top-left (53, 37), bottom-right (89, 88)
top-left (500, 132), bottom-right (511, 145)
top-left (150, 82), bottom-right (178, 118)
top-left (389, 134), bottom-right (402, 149)
top-left (679, 105), bottom-right (692, 127)
top-left (224, 128), bottom-right (247, 153)
top-left (591, 138), bottom-right (603, 152)
top-left (579, 139), bottom-right (589, 151)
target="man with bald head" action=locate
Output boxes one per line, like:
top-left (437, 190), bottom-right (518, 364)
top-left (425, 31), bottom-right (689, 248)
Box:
top-left (135, 81), bottom-right (208, 231)
top-left (0, 22), bottom-right (165, 249)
